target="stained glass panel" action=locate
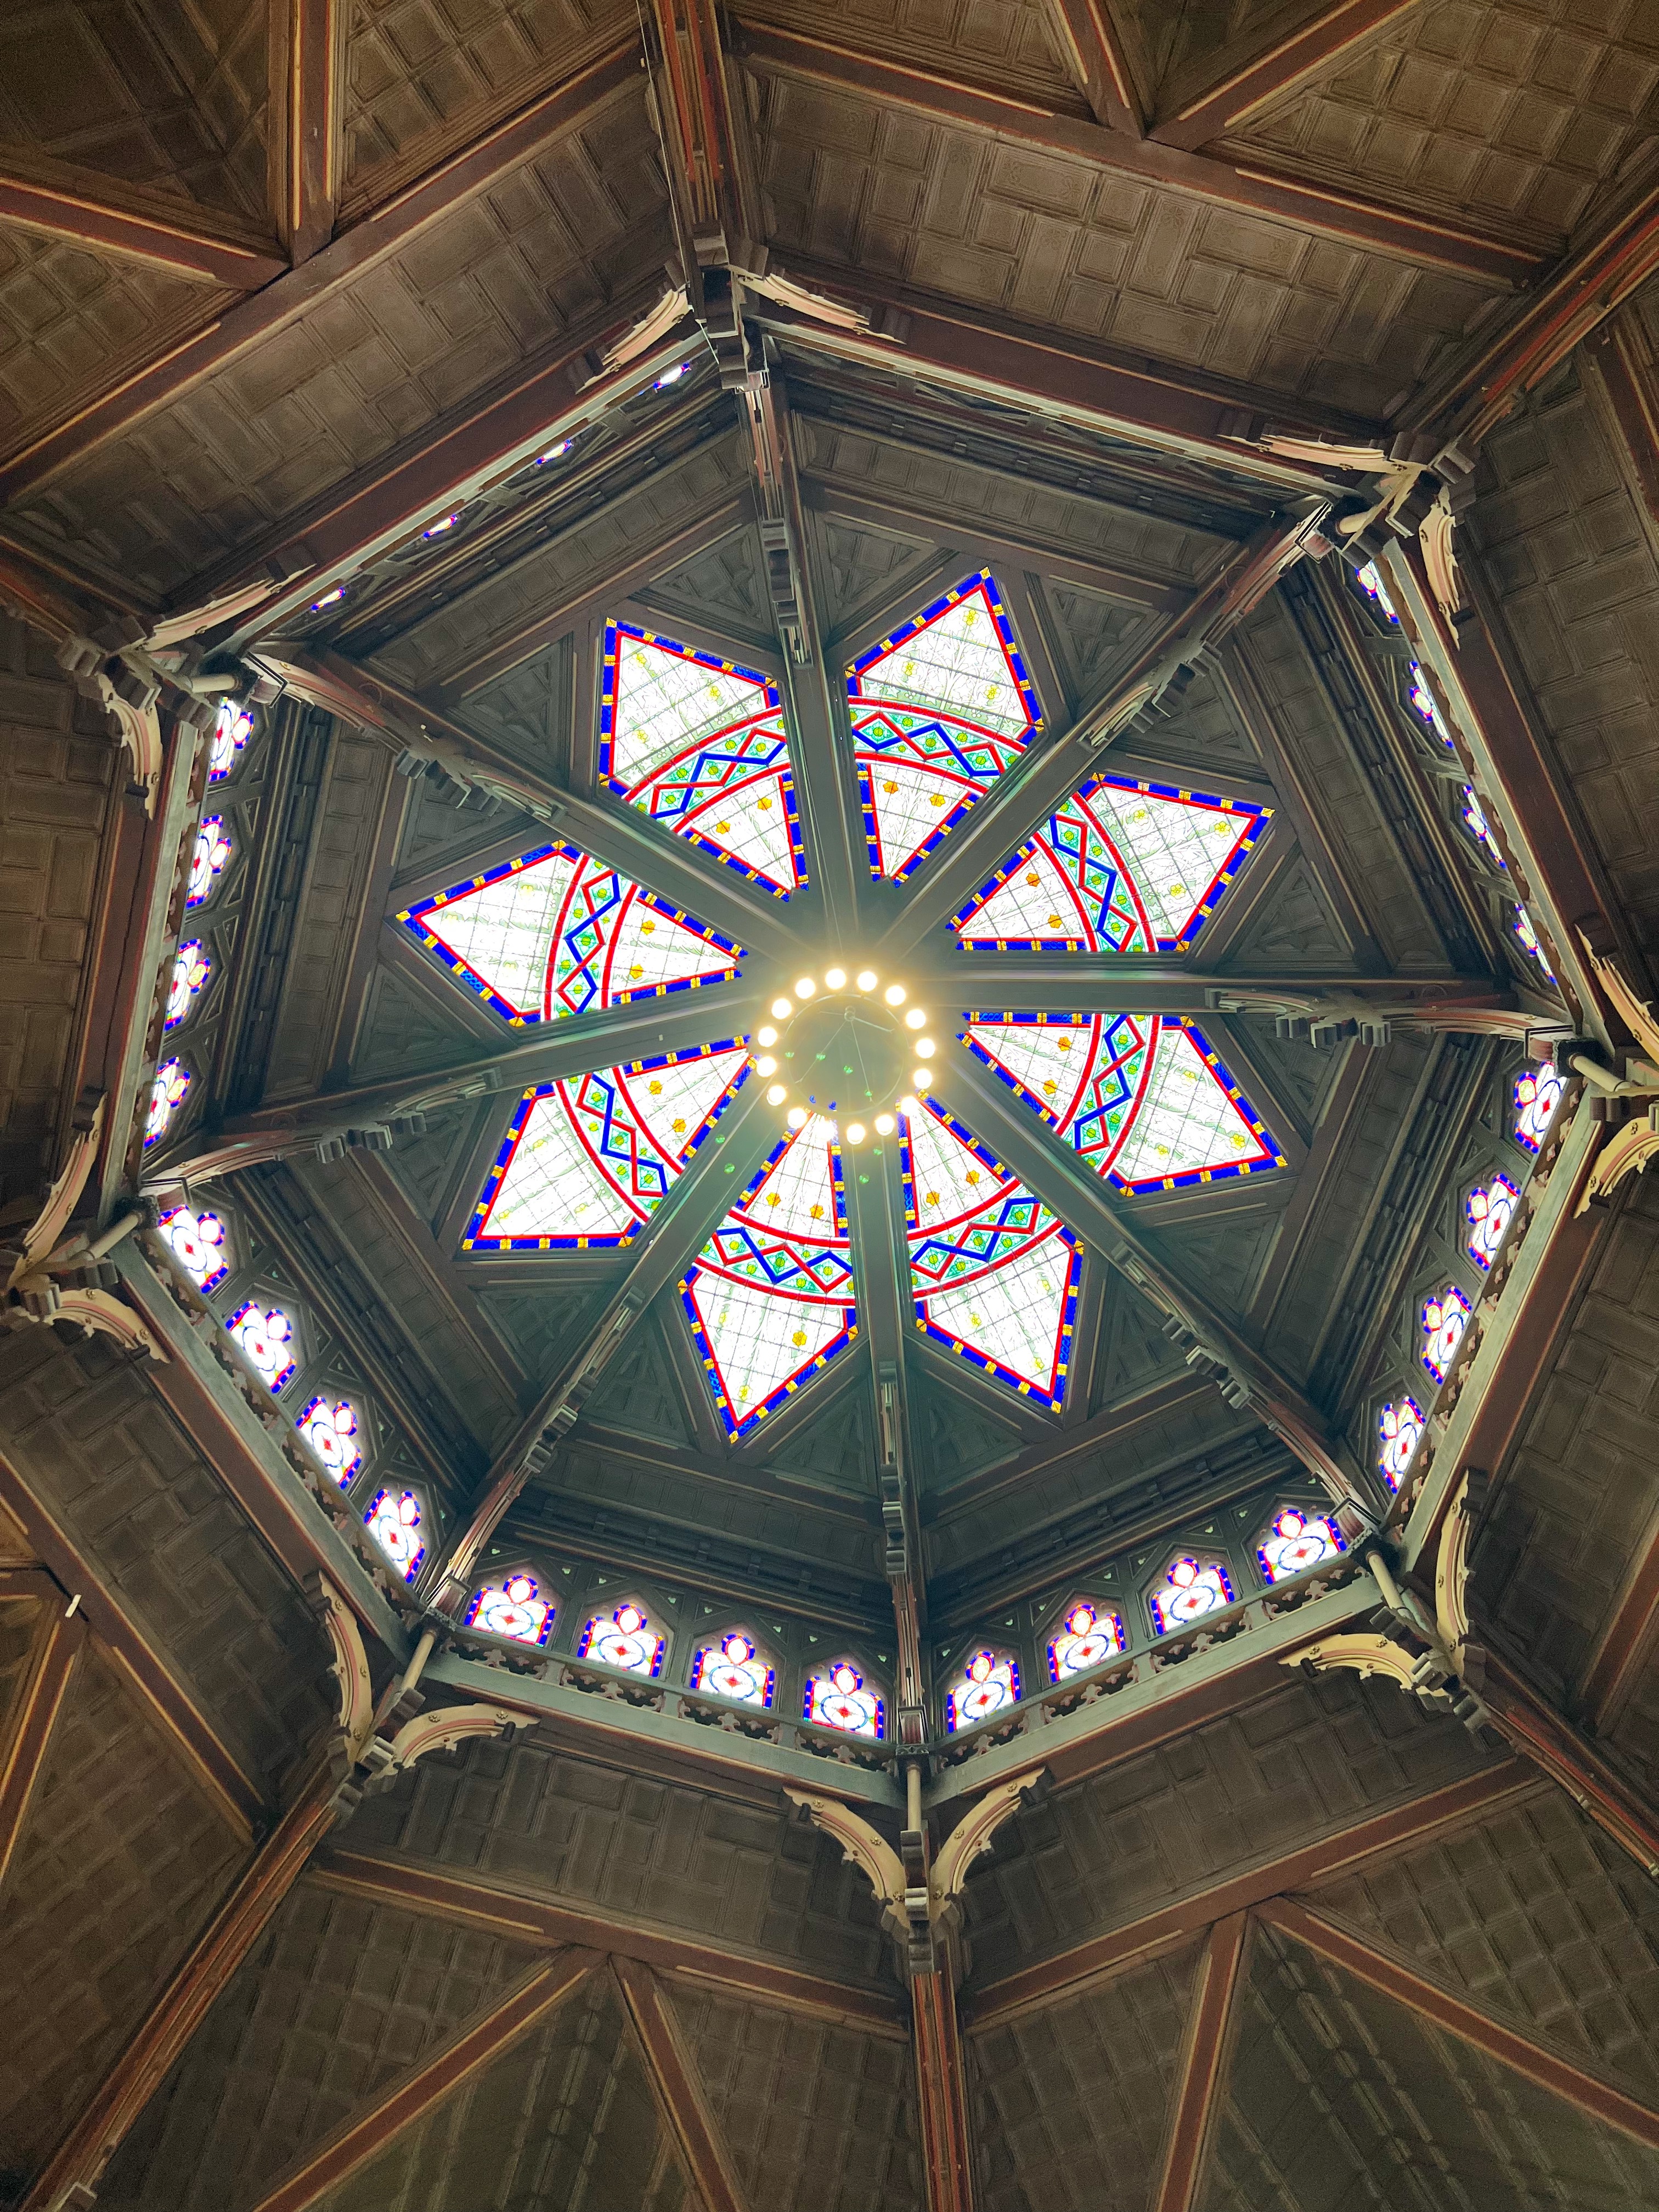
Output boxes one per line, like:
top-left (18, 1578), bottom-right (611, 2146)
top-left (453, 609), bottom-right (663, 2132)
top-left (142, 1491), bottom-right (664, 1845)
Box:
top-left (964, 1012), bottom-right (1279, 1193)
top-left (1149, 1556), bottom-right (1234, 1636)
top-left (689, 1630), bottom-right (775, 1707)
top-left (466, 1042), bottom-right (749, 1250)
top-left (1407, 663), bottom-right (1453, 747)
top-left (1256, 1506), bottom-right (1345, 1584)
top-left (1420, 1284), bottom-right (1472, 1384)
top-left (144, 1058), bottom-right (190, 1148)
top-left (1354, 561), bottom-right (1399, 622)
top-left (680, 1115), bottom-right (857, 1439)
top-left (185, 816), bottom-right (232, 908)
top-left (1462, 786), bottom-right (1505, 866)
top-left (466, 1572), bottom-right (555, 1646)
top-left (227, 1301), bottom-right (296, 1392)
top-left (1514, 1061), bottom-right (1564, 1153)
top-left (296, 1396), bottom-right (362, 1483)
top-left (1466, 1174), bottom-right (1519, 1271)
top-left (903, 1101), bottom-right (1078, 1408)
top-left (951, 774), bottom-right (1267, 952)
top-left (1513, 904), bottom-right (1555, 980)
top-left (1046, 1598), bottom-right (1125, 1681)
top-left (803, 1659), bottom-right (883, 1738)
top-left (157, 1203), bottom-right (228, 1293)
top-left (578, 1599), bottom-right (664, 1676)
top-left (944, 1649), bottom-right (1020, 1732)
top-left (601, 623), bottom-right (804, 896)
top-left (365, 1488), bottom-right (425, 1582)
top-left (397, 842), bottom-right (741, 1025)
top-left (1379, 1396), bottom-right (1425, 1491)
top-left (163, 940), bottom-right (211, 1031)
top-left (849, 570), bottom-right (1041, 881)
top-left (207, 699), bottom-right (252, 783)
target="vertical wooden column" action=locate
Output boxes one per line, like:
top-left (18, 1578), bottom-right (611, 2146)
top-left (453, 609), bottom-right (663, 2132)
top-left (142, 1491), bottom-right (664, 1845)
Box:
top-left (912, 1964), bottom-right (976, 2212)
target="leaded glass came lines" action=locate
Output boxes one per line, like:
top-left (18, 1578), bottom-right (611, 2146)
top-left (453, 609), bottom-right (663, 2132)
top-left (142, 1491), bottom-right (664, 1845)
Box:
top-left (397, 842), bottom-right (741, 1024)
top-left (467, 1573), bottom-right (555, 1646)
top-left (944, 1649), bottom-right (1020, 1732)
top-left (601, 623), bottom-right (804, 897)
top-left (964, 1013), bottom-right (1280, 1192)
top-left (903, 1101), bottom-right (1078, 1408)
top-left (1256, 1508), bottom-right (1345, 1584)
top-left (849, 570), bottom-right (1041, 882)
top-left (951, 776), bottom-right (1267, 952)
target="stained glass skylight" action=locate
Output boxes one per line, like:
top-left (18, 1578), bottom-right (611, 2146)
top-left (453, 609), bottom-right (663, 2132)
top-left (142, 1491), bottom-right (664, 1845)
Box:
top-left (466, 1042), bottom-right (749, 1250)
top-left (145, 1059), bottom-right (189, 1148)
top-left (680, 1115), bottom-right (858, 1438)
top-left (951, 775), bottom-right (1268, 952)
top-left (579, 1600), bottom-right (664, 1676)
top-left (186, 817), bottom-right (232, 909)
top-left (164, 941), bottom-right (210, 1031)
top-left (297, 1396), bottom-right (362, 1483)
top-left (964, 1013), bottom-right (1279, 1193)
top-left (1378, 1397), bottom-right (1424, 1491)
top-left (1256, 1507), bottom-right (1344, 1584)
top-left (601, 623), bottom-right (804, 897)
top-left (397, 842), bottom-right (741, 1025)
top-left (849, 570), bottom-right (1040, 882)
top-left (1465, 1175), bottom-right (1519, 1271)
top-left (1514, 1062), bottom-right (1563, 1153)
top-left (903, 1101), bottom-right (1079, 1408)
top-left (157, 1203), bottom-right (228, 1293)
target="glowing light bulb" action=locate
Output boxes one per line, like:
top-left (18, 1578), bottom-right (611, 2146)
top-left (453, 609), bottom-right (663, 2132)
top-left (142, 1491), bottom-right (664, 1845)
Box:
top-left (757, 1026), bottom-right (777, 1047)
top-left (537, 438), bottom-right (573, 463)
top-left (654, 362), bottom-right (689, 388)
top-left (899, 1097), bottom-right (918, 1119)
top-left (757, 1055), bottom-right (776, 1075)
top-left (310, 586), bottom-right (345, 611)
top-left (786, 1106), bottom-right (807, 1128)
top-left (771, 997), bottom-right (793, 1019)
top-left (845, 1122), bottom-right (866, 1144)
top-left (874, 1113), bottom-right (895, 1136)
top-left (855, 969), bottom-right (877, 992)
top-left (766, 1083), bottom-right (787, 1105)
top-left (912, 1068), bottom-right (933, 1090)
top-left (905, 1008), bottom-right (927, 1030)
top-left (794, 975), bottom-right (816, 999)
top-left (884, 984), bottom-right (907, 1006)
top-left (915, 1038), bottom-right (935, 1059)
top-left (825, 966), bottom-right (847, 990)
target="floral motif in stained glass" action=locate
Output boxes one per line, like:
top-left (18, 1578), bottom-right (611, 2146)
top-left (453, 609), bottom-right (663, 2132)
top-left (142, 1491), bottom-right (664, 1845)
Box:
top-left (1513, 904), bottom-right (1555, 979)
top-left (1378, 1397), bottom-right (1424, 1491)
top-left (689, 1630), bottom-right (774, 1707)
top-left (964, 1012), bottom-right (1280, 1193)
top-left (600, 623), bottom-right (804, 896)
top-left (144, 1058), bottom-right (189, 1147)
top-left (1256, 1507), bottom-right (1346, 1584)
top-left (185, 816), bottom-right (232, 908)
top-left (680, 1115), bottom-right (857, 1439)
top-left (227, 1301), bottom-right (296, 1392)
top-left (1149, 1556), bottom-right (1234, 1636)
top-left (163, 940), bottom-right (211, 1031)
top-left (804, 1660), bottom-right (883, 1738)
top-left (157, 1203), bottom-right (228, 1293)
top-left (397, 842), bottom-right (741, 1025)
top-left (1047, 1598), bottom-right (1125, 1681)
top-left (465, 1042), bottom-right (749, 1250)
top-left (466, 1572), bottom-right (555, 1646)
top-left (945, 1649), bottom-right (1020, 1732)
top-left (578, 1600), bottom-right (664, 1676)
top-left (1462, 787), bottom-right (1504, 866)
top-left (903, 1101), bottom-right (1078, 1409)
top-left (951, 775), bottom-right (1268, 953)
top-left (296, 1396), bottom-right (362, 1483)
top-left (1513, 1062), bottom-right (1564, 1153)
top-left (207, 700), bottom-right (252, 782)
top-left (848, 571), bottom-right (1040, 881)
top-left (1466, 1175), bottom-right (1519, 1271)
top-left (1420, 1284), bottom-right (1472, 1384)
top-left (365, 1488), bottom-right (425, 1581)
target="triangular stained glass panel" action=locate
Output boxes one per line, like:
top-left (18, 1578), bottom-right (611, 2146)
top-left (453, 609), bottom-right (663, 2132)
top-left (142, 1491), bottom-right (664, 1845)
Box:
top-left (396, 842), bottom-right (741, 1024)
top-left (848, 569), bottom-right (1042, 883)
top-left (902, 1100), bottom-right (1078, 1409)
top-left (601, 623), bottom-right (805, 898)
top-left (465, 1043), bottom-right (750, 1250)
top-left (964, 1013), bottom-right (1282, 1195)
top-left (951, 775), bottom-right (1268, 951)
top-left (680, 1115), bottom-right (858, 1440)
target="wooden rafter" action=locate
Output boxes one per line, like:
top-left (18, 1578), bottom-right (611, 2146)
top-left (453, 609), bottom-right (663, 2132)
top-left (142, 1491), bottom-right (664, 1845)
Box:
top-left (0, 156), bottom-right (285, 288)
top-left (912, 1966), bottom-right (978, 2212)
top-left (1578, 1525), bottom-right (1659, 1735)
top-left (614, 1956), bottom-right (751, 2212)
top-left (1151, 1914), bottom-right (1249, 2212)
top-left (268, 0), bottom-right (339, 265)
top-left (1036, 0), bottom-right (1143, 134)
top-left (1476, 1650), bottom-right (1659, 1882)
top-left (1149, 0), bottom-right (1424, 150)
top-left (646, 0), bottom-right (761, 267)
top-left (0, 1572), bottom-right (86, 1888)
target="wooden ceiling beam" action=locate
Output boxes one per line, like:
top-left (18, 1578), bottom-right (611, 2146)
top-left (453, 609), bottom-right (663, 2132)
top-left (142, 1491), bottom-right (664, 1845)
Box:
top-left (1036, 0), bottom-right (1144, 134)
top-left (0, 1571), bottom-right (87, 1889)
top-left (615, 1956), bottom-right (751, 2212)
top-left (1149, 0), bottom-right (1424, 151)
top-left (268, 0), bottom-right (339, 266)
top-left (912, 1965), bottom-right (977, 2212)
top-left (1150, 1914), bottom-right (1249, 2212)
top-left (910, 961), bottom-right (1514, 1021)
top-left (731, 22), bottom-right (1538, 289)
top-left (646, 0), bottom-right (762, 269)
top-left (0, 155), bottom-right (286, 288)
top-left (1576, 1520), bottom-right (1659, 1739)
top-left (1476, 1647), bottom-right (1659, 1882)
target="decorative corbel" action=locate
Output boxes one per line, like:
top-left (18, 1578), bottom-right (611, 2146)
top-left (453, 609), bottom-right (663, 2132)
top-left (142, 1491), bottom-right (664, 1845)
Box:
top-left (1568, 936), bottom-right (1659, 1211)
top-left (1, 1112), bottom-right (165, 1359)
top-left (597, 285), bottom-right (693, 376)
top-left (385, 1703), bottom-right (522, 1772)
top-left (929, 1770), bottom-right (1047, 1930)
top-left (785, 1788), bottom-right (909, 1943)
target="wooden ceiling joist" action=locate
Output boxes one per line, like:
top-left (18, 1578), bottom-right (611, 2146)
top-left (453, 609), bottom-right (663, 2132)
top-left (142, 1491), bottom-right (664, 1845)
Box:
top-left (1150, 1914), bottom-right (1249, 2212)
top-left (1035, 0), bottom-right (1143, 136)
top-left (0, 157), bottom-right (286, 288)
top-left (614, 1956), bottom-right (752, 2212)
top-left (268, 0), bottom-right (339, 266)
top-left (1148, 0), bottom-right (1424, 151)
top-left (0, 1571), bottom-right (86, 1889)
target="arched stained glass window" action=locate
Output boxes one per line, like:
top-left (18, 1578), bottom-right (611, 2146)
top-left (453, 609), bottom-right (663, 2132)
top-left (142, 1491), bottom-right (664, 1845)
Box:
top-left (1465, 1175), bottom-right (1519, 1271)
top-left (365, 1488), bottom-right (425, 1582)
top-left (163, 941), bottom-right (212, 1033)
top-left (849, 569), bottom-right (1040, 881)
top-left (1149, 1556), bottom-right (1234, 1636)
top-left (680, 1114), bottom-right (857, 1439)
top-left (944, 1648), bottom-right (1020, 1732)
top-left (144, 1058), bottom-right (190, 1147)
top-left (207, 699), bottom-right (252, 783)
top-left (964, 1013), bottom-right (1280, 1193)
top-left (1513, 1062), bottom-right (1564, 1154)
top-left (904, 1099), bottom-right (1078, 1408)
top-left (185, 816), bottom-right (233, 909)
top-left (951, 774), bottom-right (1268, 953)
top-left (467, 1571), bottom-right (556, 1647)
top-left (1378, 1396), bottom-right (1424, 1491)
top-left (804, 1658), bottom-right (884, 1739)
top-left (689, 1629), bottom-right (775, 1707)
top-left (227, 1301), bottom-right (296, 1392)
top-left (157, 1203), bottom-right (228, 1293)
top-left (466, 1042), bottom-right (749, 1250)
top-left (1047, 1598), bottom-right (1125, 1681)
top-left (296, 1395), bottom-right (362, 1483)
top-left (600, 623), bottom-right (804, 897)
top-left (1513, 904), bottom-right (1555, 980)
top-left (578, 1599), bottom-right (665, 1677)
top-left (1461, 787), bottom-right (1505, 867)
top-left (1420, 1284), bottom-right (1472, 1384)
top-left (1256, 1506), bottom-right (1345, 1584)
top-left (396, 842), bottom-right (741, 1026)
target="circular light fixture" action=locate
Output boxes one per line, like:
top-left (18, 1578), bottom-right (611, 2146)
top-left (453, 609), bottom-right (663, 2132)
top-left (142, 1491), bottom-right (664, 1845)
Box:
top-left (794, 975), bottom-right (816, 998)
top-left (825, 966), bottom-right (847, 990)
top-left (883, 983), bottom-right (907, 1006)
top-left (912, 1068), bottom-right (933, 1090)
top-left (757, 1025), bottom-right (777, 1046)
top-left (756, 1055), bottom-right (776, 1075)
top-left (874, 1113), bottom-right (895, 1136)
top-left (915, 1038), bottom-right (935, 1059)
top-left (899, 1096), bottom-right (919, 1119)
top-left (904, 1007), bottom-right (927, 1030)
top-left (749, 964), bottom-right (936, 1132)
top-left (845, 1122), bottom-right (866, 1144)
top-left (786, 1106), bottom-right (807, 1129)
top-left (766, 1083), bottom-right (787, 1105)
top-left (855, 969), bottom-right (877, 992)
top-left (770, 996), bottom-right (793, 1019)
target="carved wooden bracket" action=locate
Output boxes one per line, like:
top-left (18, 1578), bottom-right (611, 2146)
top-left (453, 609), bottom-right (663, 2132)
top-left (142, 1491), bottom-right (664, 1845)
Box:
top-left (1, 1107), bottom-right (165, 1360)
top-left (785, 1788), bottom-right (909, 1941)
top-left (385, 1702), bottom-right (520, 1772)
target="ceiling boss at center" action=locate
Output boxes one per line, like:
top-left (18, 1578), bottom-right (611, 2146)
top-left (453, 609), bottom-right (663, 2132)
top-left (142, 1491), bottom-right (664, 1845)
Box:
top-left (753, 967), bottom-right (935, 1144)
